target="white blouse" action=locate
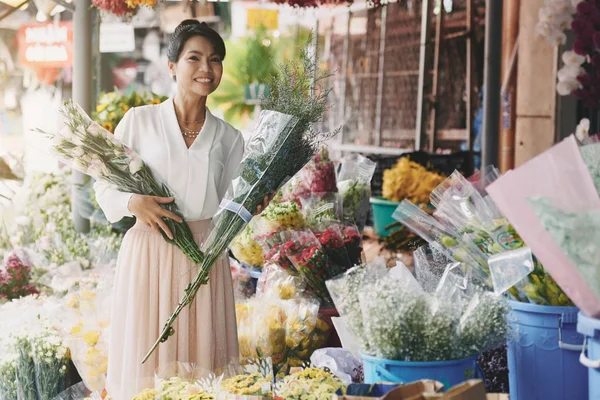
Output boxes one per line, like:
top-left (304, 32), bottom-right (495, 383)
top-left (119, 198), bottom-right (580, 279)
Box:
top-left (94, 99), bottom-right (245, 223)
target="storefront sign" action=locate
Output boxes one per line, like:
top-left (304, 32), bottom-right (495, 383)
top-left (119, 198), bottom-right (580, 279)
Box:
top-left (246, 9), bottom-right (278, 30)
top-left (17, 22), bottom-right (73, 68)
top-left (99, 22), bottom-right (136, 53)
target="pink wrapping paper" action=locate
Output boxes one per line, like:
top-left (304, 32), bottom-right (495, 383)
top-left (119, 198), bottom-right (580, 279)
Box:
top-left (487, 135), bottom-right (600, 316)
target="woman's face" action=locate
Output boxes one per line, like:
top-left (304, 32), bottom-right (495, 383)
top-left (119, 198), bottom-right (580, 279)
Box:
top-left (169, 35), bottom-right (223, 98)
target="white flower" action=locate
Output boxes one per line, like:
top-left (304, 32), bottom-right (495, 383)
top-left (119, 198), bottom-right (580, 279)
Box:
top-left (15, 215), bottom-right (31, 226)
top-left (87, 122), bottom-right (104, 137)
top-left (73, 146), bottom-right (86, 159)
top-left (562, 50), bottom-right (586, 66)
top-left (129, 155), bottom-right (144, 175)
top-left (557, 79), bottom-right (581, 95)
top-left (46, 222), bottom-right (56, 233)
top-left (58, 125), bottom-right (73, 141)
top-left (548, 29), bottom-right (568, 45)
top-left (87, 156), bottom-right (107, 178)
top-left (38, 236), bottom-right (51, 251)
top-left (557, 64), bottom-right (583, 81)
top-left (576, 118), bottom-right (591, 141)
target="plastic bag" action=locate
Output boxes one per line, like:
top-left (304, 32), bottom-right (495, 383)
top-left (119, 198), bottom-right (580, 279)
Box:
top-left (283, 296), bottom-right (322, 368)
top-left (256, 263), bottom-right (305, 300)
top-left (30, 331), bottom-right (69, 400)
top-left (488, 247), bottom-right (535, 296)
top-left (309, 348), bottom-right (362, 385)
top-left (283, 230), bottom-right (344, 305)
top-left (413, 245), bottom-right (452, 293)
top-left (51, 382), bottom-right (94, 400)
top-left (302, 146), bottom-right (338, 194)
top-left (325, 260), bottom-right (387, 353)
top-left (337, 154), bottom-right (376, 232)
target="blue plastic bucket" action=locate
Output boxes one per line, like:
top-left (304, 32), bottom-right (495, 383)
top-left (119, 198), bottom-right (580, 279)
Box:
top-left (370, 197), bottom-right (400, 237)
top-left (577, 312), bottom-right (600, 399)
top-left (507, 301), bottom-right (587, 400)
top-left (361, 353), bottom-right (479, 389)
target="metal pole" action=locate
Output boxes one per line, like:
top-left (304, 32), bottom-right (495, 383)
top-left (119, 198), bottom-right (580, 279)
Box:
top-left (481, 0), bottom-right (503, 170)
top-left (72, 0), bottom-right (92, 233)
top-left (374, 5), bottom-right (388, 147)
top-left (465, 0), bottom-right (474, 151)
top-left (311, 17), bottom-right (319, 99)
top-left (498, 0), bottom-right (520, 173)
top-left (429, 3), bottom-right (444, 151)
top-left (337, 9), bottom-right (352, 148)
top-left (415, 0), bottom-right (432, 150)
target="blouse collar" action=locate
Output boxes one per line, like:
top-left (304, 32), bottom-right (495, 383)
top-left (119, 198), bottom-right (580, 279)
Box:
top-left (159, 98), bottom-right (217, 152)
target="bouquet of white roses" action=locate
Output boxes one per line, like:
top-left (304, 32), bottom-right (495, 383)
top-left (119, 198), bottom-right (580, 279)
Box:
top-left (39, 101), bottom-right (203, 264)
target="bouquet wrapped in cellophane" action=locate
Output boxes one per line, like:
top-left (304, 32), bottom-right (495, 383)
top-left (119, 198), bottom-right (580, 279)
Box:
top-left (392, 168), bottom-right (572, 306)
top-left (327, 260), bottom-right (509, 362)
top-left (38, 101), bottom-right (204, 264)
top-left (145, 45), bottom-right (338, 361)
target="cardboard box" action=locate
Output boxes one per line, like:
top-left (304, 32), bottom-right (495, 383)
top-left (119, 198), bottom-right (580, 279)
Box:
top-left (334, 380), bottom-right (444, 400)
top-left (335, 380), bottom-right (508, 400)
top-left (334, 383), bottom-right (402, 399)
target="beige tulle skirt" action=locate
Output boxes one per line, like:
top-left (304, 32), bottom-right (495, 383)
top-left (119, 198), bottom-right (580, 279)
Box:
top-left (106, 220), bottom-right (239, 400)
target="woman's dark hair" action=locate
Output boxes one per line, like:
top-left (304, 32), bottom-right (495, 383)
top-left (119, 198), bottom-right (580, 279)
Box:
top-left (167, 20), bottom-right (226, 63)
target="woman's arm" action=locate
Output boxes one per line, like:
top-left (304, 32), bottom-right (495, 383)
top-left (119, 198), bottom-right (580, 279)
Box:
top-left (93, 108), bottom-right (136, 224)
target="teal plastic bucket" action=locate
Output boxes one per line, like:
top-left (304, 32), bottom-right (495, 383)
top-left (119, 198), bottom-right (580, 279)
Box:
top-left (361, 353), bottom-right (479, 389)
top-left (577, 312), bottom-right (600, 399)
top-left (370, 197), bottom-right (400, 237)
top-left (507, 301), bottom-right (587, 400)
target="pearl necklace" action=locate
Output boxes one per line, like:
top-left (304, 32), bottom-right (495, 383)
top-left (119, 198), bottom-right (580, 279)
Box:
top-left (181, 129), bottom-right (200, 138)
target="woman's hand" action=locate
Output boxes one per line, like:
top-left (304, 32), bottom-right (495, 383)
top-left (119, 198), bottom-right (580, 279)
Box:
top-left (254, 192), bottom-right (276, 216)
top-left (128, 194), bottom-right (183, 239)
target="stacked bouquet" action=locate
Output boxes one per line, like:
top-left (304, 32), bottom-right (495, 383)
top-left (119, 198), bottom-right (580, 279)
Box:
top-left (236, 265), bottom-right (330, 376)
top-left (275, 367), bottom-right (344, 399)
top-left (393, 168), bottom-right (572, 306)
top-left (337, 154), bottom-right (376, 232)
top-left (327, 261), bottom-right (509, 363)
top-left (253, 197), bottom-right (362, 305)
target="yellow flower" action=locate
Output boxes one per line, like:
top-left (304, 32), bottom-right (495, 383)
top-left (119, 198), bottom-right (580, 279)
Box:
top-left (83, 347), bottom-right (102, 366)
top-left (80, 290), bottom-right (96, 300)
top-left (276, 281), bottom-right (296, 300)
top-left (65, 293), bottom-right (79, 309)
top-left (120, 103), bottom-right (129, 112)
top-left (99, 320), bottom-right (110, 329)
top-left (108, 112), bottom-right (117, 120)
top-left (96, 103), bottom-right (108, 113)
top-left (151, 98), bottom-right (161, 104)
top-left (102, 122), bottom-right (114, 132)
top-left (286, 336), bottom-right (300, 349)
top-left (133, 388), bottom-right (157, 400)
top-left (316, 318), bottom-right (329, 332)
top-left (83, 330), bottom-right (100, 347)
top-left (70, 322), bottom-right (83, 336)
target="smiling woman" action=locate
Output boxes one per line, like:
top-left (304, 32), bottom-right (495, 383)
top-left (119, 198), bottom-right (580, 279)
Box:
top-left (93, 20), bottom-right (250, 400)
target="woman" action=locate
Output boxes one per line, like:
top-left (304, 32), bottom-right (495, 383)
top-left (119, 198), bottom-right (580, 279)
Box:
top-left (95, 20), bottom-right (261, 399)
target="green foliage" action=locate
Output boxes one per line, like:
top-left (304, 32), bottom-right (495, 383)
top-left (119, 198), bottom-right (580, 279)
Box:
top-left (209, 26), bottom-right (279, 126)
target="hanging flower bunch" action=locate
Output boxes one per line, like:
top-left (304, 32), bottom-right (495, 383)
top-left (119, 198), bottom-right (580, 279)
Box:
top-left (536, 0), bottom-right (581, 46)
top-left (570, 0), bottom-right (600, 107)
top-left (557, 50), bottom-right (586, 96)
top-left (536, 1), bottom-right (600, 106)
top-left (92, 0), bottom-right (158, 17)
top-left (267, 0), bottom-right (351, 8)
